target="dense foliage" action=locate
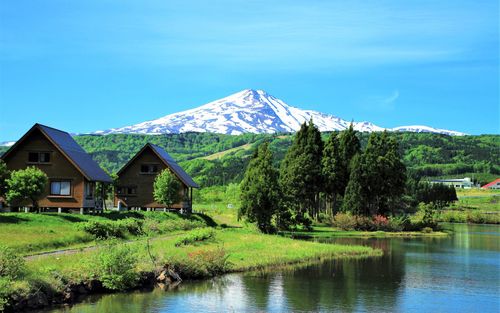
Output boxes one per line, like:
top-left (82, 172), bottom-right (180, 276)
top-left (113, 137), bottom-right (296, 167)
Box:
top-left (153, 169), bottom-right (182, 208)
top-left (239, 142), bottom-right (282, 233)
top-left (1, 132), bottom-right (495, 188)
top-left (5, 167), bottom-right (48, 209)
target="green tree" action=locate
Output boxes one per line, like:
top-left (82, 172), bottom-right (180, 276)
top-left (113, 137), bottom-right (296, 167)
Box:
top-left (0, 160), bottom-right (9, 197)
top-left (239, 142), bottom-right (281, 233)
top-left (338, 124), bottom-right (361, 197)
top-left (343, 132), bottom-right (406, 215)
top-left (322, 132), bottom-right (343, 214)
top-left (279, 120), bottom-right (323, 226)
top-left (6, 167), bottom-right (48, 210)
top-left (153, 169), bottom-right (181, 209)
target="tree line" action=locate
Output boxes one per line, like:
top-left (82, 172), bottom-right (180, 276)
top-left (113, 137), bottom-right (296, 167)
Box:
top-left (239, 121), bottom-right (458, 233)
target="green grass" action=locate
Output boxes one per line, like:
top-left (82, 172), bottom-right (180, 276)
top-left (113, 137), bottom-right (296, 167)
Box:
top-left (24, 228), bottom-right (380, 281)
top-left (0, 211), bottom-right (213, 255)
top-left (201, 143), bottom-right (254, 160)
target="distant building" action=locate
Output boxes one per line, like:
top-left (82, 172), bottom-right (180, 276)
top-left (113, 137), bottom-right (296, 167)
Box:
top-left (430, 177), bottom-right (473, 189)
top-left (481, 178), bottom-right (500, 190)
top-left (115, 143), bottom-right (199, 211)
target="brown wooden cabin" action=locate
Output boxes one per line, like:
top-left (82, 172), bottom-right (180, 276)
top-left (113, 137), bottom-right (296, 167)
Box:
top-left (0, 123), bottom-right (113, 211)
top-left (114, 143), bottom-right (199, 212)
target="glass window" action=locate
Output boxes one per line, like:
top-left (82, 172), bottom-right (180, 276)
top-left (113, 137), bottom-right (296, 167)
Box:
top-left (28, 152), bottom-right (39, 163)
top-left (40, 152), bottom-right (50, 163)
top-left (50, 181), bottom-right (71, 196)
top-left (51, 182), bottom-right (61, 195)
top-left (140, 165), bottom-right (149, 173)
top-left (60, 181), bottom-right (71, 195)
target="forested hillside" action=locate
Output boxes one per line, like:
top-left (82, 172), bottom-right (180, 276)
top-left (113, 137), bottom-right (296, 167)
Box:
top-left (1, 132), bottom-right (498, 186)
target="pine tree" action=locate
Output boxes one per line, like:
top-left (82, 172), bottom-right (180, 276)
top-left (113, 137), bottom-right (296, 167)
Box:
top-left (322, 132), bottom-right (343, 214)
top-left (338, 124), bottom-right (361, 196)
top-left (239, 142), bottom-right (281, 233)
top-left (279, 120), bottom-right (323, 225)
top-left (342, 154), bottom-right (368, 215)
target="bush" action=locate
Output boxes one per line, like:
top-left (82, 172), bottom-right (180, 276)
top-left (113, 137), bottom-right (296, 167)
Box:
top-left (0, 278), bottom-right (10, 312)
top-left (118, 218), bottom-right (144, 236)
top-left (422, 227), bottom-right (434, 233)
top-left (372, 215), bottom-right (389, 230)
top-left (168, 247), bottom-right (231, 279)
top-left (78, 221), bottom-right (125, 239)
top-left (0, 245), bottom-right (25, 279)
top-left (94, 243), bottom-right (139, 290)
top-left (175, 228), bottom-right (216, 247)
top-left (331, 213), bottom-right (357, 230)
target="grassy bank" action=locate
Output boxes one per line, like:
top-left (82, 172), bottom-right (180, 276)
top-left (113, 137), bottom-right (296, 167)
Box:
top-left (1, 228), bottom-right (380, 311)
top-left (0, 212), bottom-right (213, 255)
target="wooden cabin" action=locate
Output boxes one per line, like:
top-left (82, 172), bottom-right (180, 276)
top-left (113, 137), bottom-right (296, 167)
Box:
top-left (115, 143), bottom-right (199, 212)
top-left (0, 123), bottom-right (113, 211)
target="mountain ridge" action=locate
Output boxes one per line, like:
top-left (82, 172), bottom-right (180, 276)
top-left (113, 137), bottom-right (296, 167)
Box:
top-left (94, 89), bottom-right (465, 136)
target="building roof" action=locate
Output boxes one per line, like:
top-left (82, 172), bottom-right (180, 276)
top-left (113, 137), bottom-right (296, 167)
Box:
top-left (481, 178), bottom-right (500, 189)
top-left (1, 124), bottom-right (113, 183)
top-left (431, 178), bottom-right (471, 183)
top-left (117, 143), bottom-right (199, 188)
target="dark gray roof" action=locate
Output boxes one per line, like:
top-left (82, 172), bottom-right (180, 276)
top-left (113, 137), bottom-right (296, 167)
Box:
top-left (149, 144), bottom-right (199, 188)
top-left (11, 124), bottom-right (113, 183)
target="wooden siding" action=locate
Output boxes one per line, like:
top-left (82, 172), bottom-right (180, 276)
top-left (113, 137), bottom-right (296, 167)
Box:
top-left (2, 129), bottom-right (94, 208)
top-left (115, 147), bottom-right (190, 209)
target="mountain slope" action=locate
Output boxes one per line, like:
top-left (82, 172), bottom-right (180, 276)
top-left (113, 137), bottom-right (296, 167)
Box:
top-left (95, 89), bottom-right (465, 136)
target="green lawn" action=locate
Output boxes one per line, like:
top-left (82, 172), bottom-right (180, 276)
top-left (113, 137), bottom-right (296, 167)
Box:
top-left (280, 226), bottom-right (449, 239)
top-left (0, 211), bottom-right (212, 255)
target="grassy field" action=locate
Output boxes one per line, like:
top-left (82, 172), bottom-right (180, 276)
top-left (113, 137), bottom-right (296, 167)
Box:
top-left (1, 227), bottom-right (380, 311)
top-left (434, 189), bottom-right (500, 224)
top-left (0, 211), bottom-right (212, 255)
top-left (201, 143), bottom-right (254, 160)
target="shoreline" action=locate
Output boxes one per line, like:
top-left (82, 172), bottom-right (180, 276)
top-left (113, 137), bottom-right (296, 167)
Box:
top-left (3, 228), bottom-right (381, 312)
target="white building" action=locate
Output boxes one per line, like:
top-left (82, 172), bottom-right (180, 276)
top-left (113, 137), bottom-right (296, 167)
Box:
top-left (430, 177), bottom-right (474, 189)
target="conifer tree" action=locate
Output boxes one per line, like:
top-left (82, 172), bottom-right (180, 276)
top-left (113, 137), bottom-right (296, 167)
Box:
top-left (338, 124), bottom-right (361, 196)
top-left (322, 132), bottom-right (343, 214)
top-left (279, 120), bottom-right (323, 225)
top-left (239, 142), bottom-right (281, 233)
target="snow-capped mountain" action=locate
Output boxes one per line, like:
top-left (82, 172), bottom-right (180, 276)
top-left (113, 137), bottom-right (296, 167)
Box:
top-left (95, 89), bottom-right (465, 136)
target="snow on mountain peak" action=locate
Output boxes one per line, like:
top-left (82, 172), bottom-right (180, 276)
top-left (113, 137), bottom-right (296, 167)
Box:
top-left (94, 89), bottom-right (465, 136)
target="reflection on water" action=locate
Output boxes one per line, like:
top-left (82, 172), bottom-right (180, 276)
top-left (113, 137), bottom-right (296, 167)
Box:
top-left (47, 224), bottom-right (500, 313)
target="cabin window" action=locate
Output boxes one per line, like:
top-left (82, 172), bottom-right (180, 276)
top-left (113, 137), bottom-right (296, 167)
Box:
top-left (140, 164), bottom-right (159, 174)
top-left (28, 152), bottom-right (50, 163)
top-left (85, 182), bottom-right (94, 199)
top-left (50, 181), bottom-right (71, 196)
top-left (117, 186), bottom-right (137, 196)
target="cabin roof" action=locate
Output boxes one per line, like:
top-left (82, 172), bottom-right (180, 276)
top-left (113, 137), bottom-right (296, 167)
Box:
top-left (117, 143), bottom-right (199, 188)
top-left (1, 123), bottom-right (113, 183)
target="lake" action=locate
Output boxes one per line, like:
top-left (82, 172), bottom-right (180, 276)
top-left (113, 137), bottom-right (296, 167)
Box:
top-left (47, 224), bottom-right (499, 313)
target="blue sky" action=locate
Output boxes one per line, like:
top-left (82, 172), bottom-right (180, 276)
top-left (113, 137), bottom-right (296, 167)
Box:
top-left (0, 0), bottom-right (498, 141)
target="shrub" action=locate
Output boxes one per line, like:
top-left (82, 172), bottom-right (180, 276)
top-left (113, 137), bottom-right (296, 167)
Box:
top-left (168, 247), bottom-right (231, 279)
top-left (118, 218), bottom-right (144, 236)
top-left (422, 227), bottom-right (434, 233)
top-left (372, 215), bottom-right (389, 231)
top-left (0, 245), bottom-right (25, 279)
top-left (0, 278), bottom-right (10, 312)
top-left (331, 213), bottom-right (357, 230)
top-left (78, 221), bottom-right (125, 239)
top-left (175, 228), bottom-right (216, 247)
top-left (387, 215), bottom-right (408, 232)
top-left (94, 243), bottom-right (139, 290)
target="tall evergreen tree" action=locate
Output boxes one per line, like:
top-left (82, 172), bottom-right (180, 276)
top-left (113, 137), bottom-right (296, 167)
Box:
top-left (279, 120), bottom-right (323, 224)
top-left (345, 131), bottom-right (406, 215)
top-left (322, 132), bottom-right (343, 214)
top-left (342, 153), bottom-right (368, 215)
top-left (239, 142), bottom-right (281, 233)
top-left (338, 124), bottom-right (361, 196)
